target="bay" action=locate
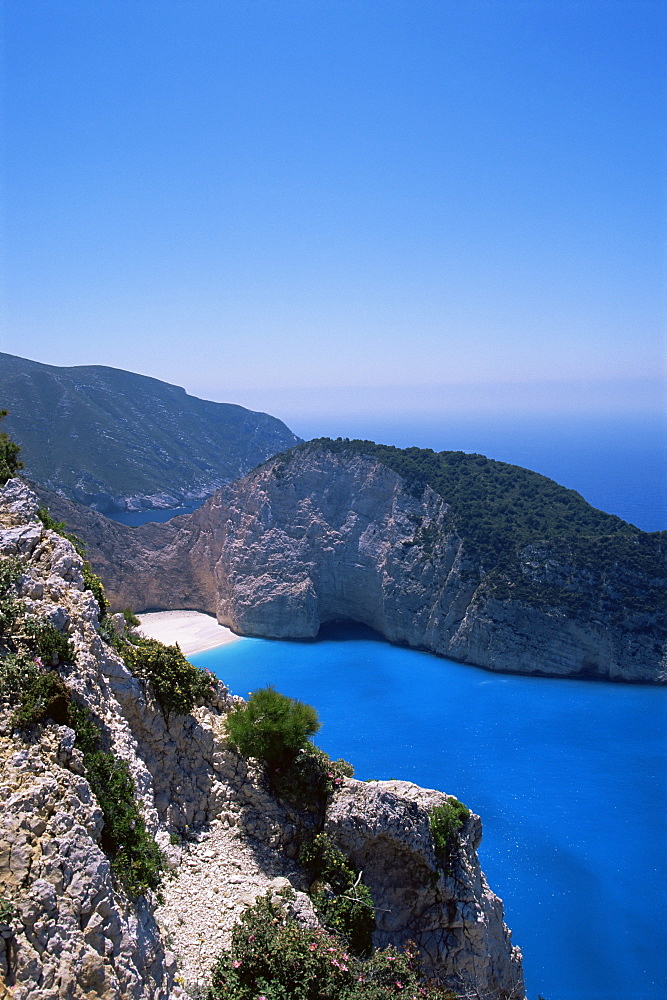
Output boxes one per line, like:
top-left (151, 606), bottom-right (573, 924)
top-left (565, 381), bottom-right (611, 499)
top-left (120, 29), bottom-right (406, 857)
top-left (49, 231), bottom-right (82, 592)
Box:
top-left (191, 624), bottom-right (667, 1000)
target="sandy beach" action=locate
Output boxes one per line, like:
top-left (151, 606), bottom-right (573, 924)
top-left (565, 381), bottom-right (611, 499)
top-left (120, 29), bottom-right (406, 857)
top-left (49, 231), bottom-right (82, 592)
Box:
top-left (137, 610), bottom-right (242, 655)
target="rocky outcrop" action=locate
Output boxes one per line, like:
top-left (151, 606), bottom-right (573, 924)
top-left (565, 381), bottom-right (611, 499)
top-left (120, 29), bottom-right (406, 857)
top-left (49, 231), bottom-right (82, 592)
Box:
top-left (45, 446), bottom-right (667, 683)
top-left (326, 779), bottom-right (523, 997)
top-left (0, 478), bottom-right (524, 999)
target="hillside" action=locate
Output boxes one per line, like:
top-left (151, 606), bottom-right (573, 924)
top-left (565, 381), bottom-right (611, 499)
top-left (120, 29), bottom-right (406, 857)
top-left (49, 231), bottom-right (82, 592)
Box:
top-left (0, 353), bottom-right (300, 512)
top-left (42, 440), bottom-right (667, 683)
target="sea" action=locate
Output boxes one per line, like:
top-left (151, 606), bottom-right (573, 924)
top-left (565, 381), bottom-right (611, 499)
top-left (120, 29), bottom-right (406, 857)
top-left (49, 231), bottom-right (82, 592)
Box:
top-left (111, 413), bottom-right (666, 532)
top-left (191, 628), bottom-right (666, 1000)
top-left (114, 414), bottom-right (666, 999)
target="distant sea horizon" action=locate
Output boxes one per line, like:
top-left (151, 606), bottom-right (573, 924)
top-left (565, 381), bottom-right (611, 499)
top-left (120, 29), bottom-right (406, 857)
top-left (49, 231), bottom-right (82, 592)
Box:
top-left (112, 411), bottom-right (666, 532)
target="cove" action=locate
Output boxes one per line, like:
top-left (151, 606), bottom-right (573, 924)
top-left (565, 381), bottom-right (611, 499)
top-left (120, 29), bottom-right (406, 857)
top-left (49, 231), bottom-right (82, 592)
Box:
top-left (191, 623), bottom-right (667, 1000)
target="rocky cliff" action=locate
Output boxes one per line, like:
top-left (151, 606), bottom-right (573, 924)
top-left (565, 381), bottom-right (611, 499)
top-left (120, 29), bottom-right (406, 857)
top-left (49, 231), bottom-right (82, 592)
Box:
top-left (0, 478), bottom-right (524, 999)
top-left (45, 443), bottom-right (667, 683)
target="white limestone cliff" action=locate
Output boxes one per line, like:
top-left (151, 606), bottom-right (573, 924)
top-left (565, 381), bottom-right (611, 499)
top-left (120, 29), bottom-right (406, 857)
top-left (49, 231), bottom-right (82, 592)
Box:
top-left (47, 446), bottom-right (666, 682)
top-left (0, 479), bottom-right (524, 999)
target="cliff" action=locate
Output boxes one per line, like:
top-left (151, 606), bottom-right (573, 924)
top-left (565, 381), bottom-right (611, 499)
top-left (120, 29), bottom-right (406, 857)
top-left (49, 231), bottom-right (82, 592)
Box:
top-left (45, 442), bottom-right (667, 683)
top-left (0, 478), bottom-right (524, 999)
top-left (0, 352), bottom-right (300, 512)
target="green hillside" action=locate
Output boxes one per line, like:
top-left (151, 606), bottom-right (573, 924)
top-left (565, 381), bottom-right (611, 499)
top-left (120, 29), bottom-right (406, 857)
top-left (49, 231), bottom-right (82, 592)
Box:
top-left (282, 438), bottom-right (666, 614)
top-left (0, 353), bottom-right (300, 511)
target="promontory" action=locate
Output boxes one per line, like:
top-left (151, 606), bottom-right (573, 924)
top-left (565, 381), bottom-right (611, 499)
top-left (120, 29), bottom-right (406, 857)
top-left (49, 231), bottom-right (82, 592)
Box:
top-left (43, 438), bottom-right (667, 684)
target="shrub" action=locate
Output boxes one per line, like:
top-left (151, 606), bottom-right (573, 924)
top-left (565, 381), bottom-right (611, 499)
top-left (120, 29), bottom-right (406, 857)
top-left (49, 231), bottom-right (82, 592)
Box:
top-left (0, 556), bottom-right (23, 634)
top-left (0, 411), bottom-right (23, 486)
top-left (123, 607), bottom-right (140, 627)
top-left (84, 746), bottom-right (166, 898)
top-left (118, 635), bottom-right (216, 716)
top-left (300, 833), bottom-right (375, 956)
top-left (82, 564), bottom-right (108, 614)
top-left (66, 700), bottom-right (167, 899)
top-left (0, 656), bottom-right (167, 899)
top-left (300, 832), bottom-right (357, 893)
top-left (429, 798), bottom-right (470, 868)
top-left (19, 614), bottom-right (75, 665)
top-left (0, 898), bottom-right (15, 925)
top-left (0, 555), bottom-right (21, 594)
top-left (225, 686), bottom-right (321, 773)
top-left (0, 651), bottom-right (41, 706)
top-left (11, 670), bottom-right (71, 730)
top-left (271, 743), bottom-right (353, 809)
top-left (208, 891), bottom-right (455, 999)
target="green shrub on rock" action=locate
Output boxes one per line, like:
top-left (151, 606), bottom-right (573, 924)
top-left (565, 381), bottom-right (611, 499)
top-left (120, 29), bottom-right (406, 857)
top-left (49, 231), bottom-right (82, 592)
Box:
top-left (0, 411), bottom-right (22, 486)
top-left (123, 607), bottom-right (140, 627)
top-left (10, 669), bottom-right (71, 730)
top-left (271, 743), bottom-right (354, 809)
top-left (0, 658), bottom-right (167, 899)
top-left (225, 686), bottom-right (321, 773)
top-left (429, 798), bottom-right (470, 868)
top-left (114, 634), bottom-right (217, 717)
top-left (65, 700), bottom-right (167, 899)
top-left (300, 832), bottom-right (375, 956)
top-left (83, 741), bottom-right (166, 898)
top-left (208, 890), bottom-right (455, 1000)
top-left (19, 614), bottom-right (75, 666)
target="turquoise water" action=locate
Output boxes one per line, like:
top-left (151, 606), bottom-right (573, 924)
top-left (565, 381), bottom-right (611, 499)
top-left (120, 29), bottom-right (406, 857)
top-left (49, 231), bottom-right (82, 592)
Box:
top-left (191, 624), bottom-right (667, 1000)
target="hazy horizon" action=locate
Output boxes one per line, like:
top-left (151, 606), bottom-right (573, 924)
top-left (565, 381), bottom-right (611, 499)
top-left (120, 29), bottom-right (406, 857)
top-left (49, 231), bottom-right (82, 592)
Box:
top-left (1, 0), bottom-right (664, 437)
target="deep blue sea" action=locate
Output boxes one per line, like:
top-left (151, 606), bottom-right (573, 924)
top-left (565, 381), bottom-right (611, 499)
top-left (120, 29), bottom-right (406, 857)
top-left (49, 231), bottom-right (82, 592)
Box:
top-left (192, 626), bottom-right (667, 1000)
top-left (124, 413), bottom-right (664, 997)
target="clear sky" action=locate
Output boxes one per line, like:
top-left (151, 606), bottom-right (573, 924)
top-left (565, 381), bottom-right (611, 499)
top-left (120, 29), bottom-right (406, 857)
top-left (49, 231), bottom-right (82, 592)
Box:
top-left (1, 0), bottom-right (664, 438)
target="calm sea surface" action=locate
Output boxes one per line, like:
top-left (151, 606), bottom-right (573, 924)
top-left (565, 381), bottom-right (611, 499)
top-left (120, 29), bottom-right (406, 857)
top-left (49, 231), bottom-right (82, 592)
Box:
top-left (128, 416), bottom-right (664, 997)
top-left (192, 628), bottom-right (667, 1000)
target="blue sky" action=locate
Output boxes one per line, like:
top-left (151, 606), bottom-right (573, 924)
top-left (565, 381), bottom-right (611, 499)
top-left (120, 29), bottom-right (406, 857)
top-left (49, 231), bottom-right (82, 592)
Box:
top-left (1, 0), bottom-right (664, 438)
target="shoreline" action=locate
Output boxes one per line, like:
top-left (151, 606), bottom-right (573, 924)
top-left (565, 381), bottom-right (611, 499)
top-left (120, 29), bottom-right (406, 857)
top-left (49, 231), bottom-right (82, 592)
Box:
top-left (137, 610), bottom-right (242, 655)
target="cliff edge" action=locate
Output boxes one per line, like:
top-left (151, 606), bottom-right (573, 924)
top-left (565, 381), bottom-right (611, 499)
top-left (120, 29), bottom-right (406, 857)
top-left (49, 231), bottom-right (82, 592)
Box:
top-left (0, 478), bottom-right (524, 999)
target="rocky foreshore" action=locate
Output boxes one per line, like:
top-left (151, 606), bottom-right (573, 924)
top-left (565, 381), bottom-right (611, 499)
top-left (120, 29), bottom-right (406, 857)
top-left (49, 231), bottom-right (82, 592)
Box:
top-left (0, 478), bottom-right (524, 999)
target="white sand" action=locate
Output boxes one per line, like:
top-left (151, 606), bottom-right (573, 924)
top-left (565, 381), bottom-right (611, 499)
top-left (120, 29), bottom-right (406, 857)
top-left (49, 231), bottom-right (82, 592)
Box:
top-left (136, 610), bottom-right (242, 655)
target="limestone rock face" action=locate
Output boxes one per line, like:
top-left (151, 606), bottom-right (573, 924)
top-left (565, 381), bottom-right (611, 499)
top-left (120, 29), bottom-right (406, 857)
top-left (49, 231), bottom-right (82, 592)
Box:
top-left (0, 730), bottom-right (171, 1000)
top-left (0, 479), bottom-right (525, 998)
top-left (45, 446), bottom-right (667, 682)
top-left (325, 780), bottom-right (524, 997)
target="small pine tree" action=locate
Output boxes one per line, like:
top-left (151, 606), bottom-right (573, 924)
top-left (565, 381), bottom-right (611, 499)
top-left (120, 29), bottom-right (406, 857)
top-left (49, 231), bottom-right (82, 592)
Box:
top-left (225, 686), bottom-right (321, 772)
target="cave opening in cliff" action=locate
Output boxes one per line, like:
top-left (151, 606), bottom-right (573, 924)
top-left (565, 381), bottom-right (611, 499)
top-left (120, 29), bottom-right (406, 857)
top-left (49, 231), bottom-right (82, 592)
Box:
top-left (316, 619), bottom-right (386, 645)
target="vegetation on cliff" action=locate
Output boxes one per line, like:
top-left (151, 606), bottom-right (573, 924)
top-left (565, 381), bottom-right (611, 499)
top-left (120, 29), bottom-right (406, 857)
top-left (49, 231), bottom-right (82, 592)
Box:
top-left (287, 438), bottom-right (636, 553)
top-left (429, 799), bottom-right (470, 871)
top-left (0, 410), bottom-right (23, 487)
top-left (276, 438), bottom-right (666, 618)
top-left (0, 473), bottom-right (216, 898)
top-left (0, 549), bottom-right (167, 898)
top-left (209, 890), bottom-right (456, 1000)
top-left (225, 687), bottom-right (375, 960)
top-left (226, 686), bottom-right (321, 772)
top-left (108, 629), bottom-right (218, 717)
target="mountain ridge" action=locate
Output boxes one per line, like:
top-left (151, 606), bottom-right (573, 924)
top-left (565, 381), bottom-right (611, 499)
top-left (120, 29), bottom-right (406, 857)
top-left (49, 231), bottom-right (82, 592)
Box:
top-left (0, 352), bottom-right (300, 512)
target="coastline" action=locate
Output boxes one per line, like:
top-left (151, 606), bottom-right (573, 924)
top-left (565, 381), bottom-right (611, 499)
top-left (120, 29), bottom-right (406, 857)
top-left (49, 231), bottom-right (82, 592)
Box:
top-left (137, 610), bottom-right (242, 655)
